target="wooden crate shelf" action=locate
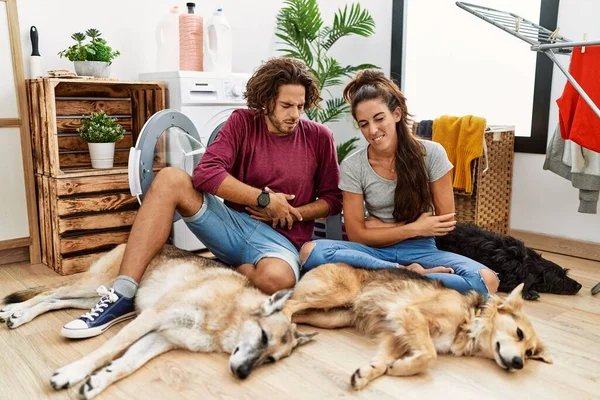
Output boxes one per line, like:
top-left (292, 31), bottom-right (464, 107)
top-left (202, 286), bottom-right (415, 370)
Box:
top-left (25, 79), bottom-right (167, 274)
top-left (37, 173), bottom-right (139, 275)
top-left (26, 78), bottom-right (165, 177)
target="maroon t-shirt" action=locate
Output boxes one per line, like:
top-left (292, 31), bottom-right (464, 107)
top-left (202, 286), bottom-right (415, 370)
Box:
top-left (193, 109), bottom-right (342, 249)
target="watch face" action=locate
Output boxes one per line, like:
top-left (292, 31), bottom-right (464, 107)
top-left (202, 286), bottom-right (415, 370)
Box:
top-left (258, 192), bottom-right (270, 207)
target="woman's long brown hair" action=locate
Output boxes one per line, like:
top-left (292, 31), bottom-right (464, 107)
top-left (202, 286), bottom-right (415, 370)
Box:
top-left (343, 70), bottom-right (433, 223)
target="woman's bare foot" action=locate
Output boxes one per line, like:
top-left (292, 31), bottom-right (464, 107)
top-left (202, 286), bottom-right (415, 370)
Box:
top-left (400, 263), bottom-right (454, 275)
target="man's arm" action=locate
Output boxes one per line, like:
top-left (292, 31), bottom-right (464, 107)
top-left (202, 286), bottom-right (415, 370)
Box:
top-left (295, 198), bottom-right (330, 221)
top-left (193, 112), bottom-right (300, 225)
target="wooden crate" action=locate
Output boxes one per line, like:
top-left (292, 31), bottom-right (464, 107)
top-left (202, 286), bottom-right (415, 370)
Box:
top-left (36, 173), bottom-right (139, 275)
top-left (26, 79), bottom-right (165, 177)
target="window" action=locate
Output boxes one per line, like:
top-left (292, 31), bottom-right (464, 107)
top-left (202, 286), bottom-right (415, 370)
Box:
top-left (391, 0), bottom-right (560, 154)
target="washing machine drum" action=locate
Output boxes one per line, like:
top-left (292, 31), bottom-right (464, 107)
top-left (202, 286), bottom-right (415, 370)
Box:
top-left (128, 109), bottom-right (224, 211)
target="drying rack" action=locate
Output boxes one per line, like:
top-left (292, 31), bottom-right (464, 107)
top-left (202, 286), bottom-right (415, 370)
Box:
top-left (457, 2), bottom-right (600, 296)
top-left (456, 2), bottom-right (600, 119)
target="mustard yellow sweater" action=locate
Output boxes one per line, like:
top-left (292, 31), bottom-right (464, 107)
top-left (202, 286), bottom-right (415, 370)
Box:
top-left (432, 115), bottom-right (486, 193)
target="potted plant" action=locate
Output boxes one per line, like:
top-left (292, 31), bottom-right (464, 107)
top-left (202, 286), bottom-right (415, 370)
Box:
top-left (78, 111), bottom-right (125, 168)
top-left (58, 29), bottom-right (120, 78)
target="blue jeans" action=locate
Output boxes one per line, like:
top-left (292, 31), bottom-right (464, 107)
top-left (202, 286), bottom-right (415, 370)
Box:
top-left (302, 238), bottom-right (497, 294)
top-left (183, 193), bottom-right (301, 281)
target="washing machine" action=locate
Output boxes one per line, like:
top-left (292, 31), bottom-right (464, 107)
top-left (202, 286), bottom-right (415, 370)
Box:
top-left (128, 71), bottom-right (250, 251)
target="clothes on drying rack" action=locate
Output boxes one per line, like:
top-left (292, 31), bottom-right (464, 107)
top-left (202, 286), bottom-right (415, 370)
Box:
top-left (416, 119), bottom-right (433, 140)
top-left (556, 46), bottom-right (600, 153)
top-left (432, 115), bottom-right (486, 194)
top-left (543, 124), bottom-right (600, 214)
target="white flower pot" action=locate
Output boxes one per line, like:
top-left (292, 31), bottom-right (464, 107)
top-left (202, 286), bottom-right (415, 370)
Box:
top-left (88, 142), bottom-right (115, 168)
top-left (74, 61), bottom-right (111, 78)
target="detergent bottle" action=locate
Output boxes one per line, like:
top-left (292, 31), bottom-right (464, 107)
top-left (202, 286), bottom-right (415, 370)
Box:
top-left (204, 8), bottom-right (233, 73)
top-left (179, 2), bottom-right (204, 71)
top-left (155, 5), bottom-right (180, 72)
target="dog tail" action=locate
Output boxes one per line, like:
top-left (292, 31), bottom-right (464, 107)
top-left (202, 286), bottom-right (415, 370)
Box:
top-left (3, 287), bottom-right (45, 305)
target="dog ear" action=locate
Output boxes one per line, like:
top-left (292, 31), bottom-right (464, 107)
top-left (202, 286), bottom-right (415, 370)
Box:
top-left (258, 289), bottom-right (294, 317)
top-left (292, 324), bottom-right (318, 347)
top-left (503, 283), bottom-right (525, 309)
top-left (530, 340), bottom-right (553, 364)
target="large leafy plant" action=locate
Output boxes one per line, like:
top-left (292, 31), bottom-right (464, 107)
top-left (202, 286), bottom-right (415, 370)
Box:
top-left (78, 111), bottom-right (125, 143)
top-left (58, 29), bottom-right (120, 63)
top-left (275, 0), bottom-right (376, 163)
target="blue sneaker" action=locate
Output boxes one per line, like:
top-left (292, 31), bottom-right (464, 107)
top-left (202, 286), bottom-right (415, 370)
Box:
top-left (61, 286), bottom-right (136, 339)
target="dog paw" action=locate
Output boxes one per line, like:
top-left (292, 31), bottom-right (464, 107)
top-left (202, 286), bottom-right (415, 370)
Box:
top-left (7, 312), bottom-right (30, 329)
top-left (522, 291), bottom-right (540, 301)
top-left (50, 364), bottom-right (89, 390)
top-left (78, 368), bottom-right (111, 399)
top-left (0, 306), bottom-right (16, 323)
top-left (78, 376), bottom-right (100, 400)
top-left (350, 368), bottom-right (369, 390)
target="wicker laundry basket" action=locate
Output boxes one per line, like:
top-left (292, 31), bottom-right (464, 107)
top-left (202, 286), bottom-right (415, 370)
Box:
top-left (414, 123), bottom-right (515, 235)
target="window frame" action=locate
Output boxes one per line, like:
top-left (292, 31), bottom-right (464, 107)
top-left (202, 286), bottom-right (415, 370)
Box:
top-left (390, 0), bottom-right (560, 154)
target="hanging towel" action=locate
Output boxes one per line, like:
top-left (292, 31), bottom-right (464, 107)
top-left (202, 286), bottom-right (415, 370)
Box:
top-left (543, 124), bottom-right (600, 214)
top-left (432, 115), bottom-right (486, 193)
top-left (416, 120), bottom-right (433, 140)
top-left (556, 46), bottom-right (600, 153)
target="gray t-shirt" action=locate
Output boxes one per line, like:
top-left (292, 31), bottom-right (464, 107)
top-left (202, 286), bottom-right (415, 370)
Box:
top-left (339, 140), bottom-right (453, 223)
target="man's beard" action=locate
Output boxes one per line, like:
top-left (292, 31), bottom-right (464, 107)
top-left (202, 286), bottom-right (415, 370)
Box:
top-left (267, 113), bottom-right (297, 135)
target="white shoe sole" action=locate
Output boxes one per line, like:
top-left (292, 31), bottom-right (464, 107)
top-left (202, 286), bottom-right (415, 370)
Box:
top-left (61, 312), bottom-right (137, 339)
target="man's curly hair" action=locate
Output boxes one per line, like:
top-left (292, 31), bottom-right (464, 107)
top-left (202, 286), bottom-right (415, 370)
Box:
top-left (244, 58), bottom-right (321, 115)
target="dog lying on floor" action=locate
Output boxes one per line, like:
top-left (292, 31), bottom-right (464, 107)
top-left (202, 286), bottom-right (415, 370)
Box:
top-left (0, 244), bottom-right (315, 399)
top-left (435, 223), bottom-right (582, 300)
top-left (283, 263), bottom-right (553, 390)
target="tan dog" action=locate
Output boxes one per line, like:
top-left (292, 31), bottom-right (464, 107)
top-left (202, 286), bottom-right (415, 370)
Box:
top-left (283, 263), bottom-right (553, 390)
top-left (0, 244), bottom-right (315, 399)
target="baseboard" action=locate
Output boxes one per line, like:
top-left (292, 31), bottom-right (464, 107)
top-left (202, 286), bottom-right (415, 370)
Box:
top-left (510, 229), bottom-right (600, 262)
top-left (0, 245), bottom-right (29, 266)
top-left (0, 237), bottom-right (30, 250)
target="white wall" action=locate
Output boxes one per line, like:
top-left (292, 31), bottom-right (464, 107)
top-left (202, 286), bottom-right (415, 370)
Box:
top-left (510, 0), bottom-right (600, 243)
top-left (16, 0), bottom-right (391, 146)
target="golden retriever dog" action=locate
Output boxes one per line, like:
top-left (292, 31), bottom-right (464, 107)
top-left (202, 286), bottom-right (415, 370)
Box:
top-left (0, 244), bottom-right (315, 399)
top-left (283, 263), bottom-right (553, 390)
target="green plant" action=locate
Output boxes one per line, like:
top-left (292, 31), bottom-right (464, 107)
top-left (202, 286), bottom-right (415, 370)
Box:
top-left (336, 137), bottom-right (361, 164)
top-left (78, 111), bottom-right (125, 143)
top-left (58, 29), bottom-right (120, 63)
top-left (276, 0), bottom-right (378, 125)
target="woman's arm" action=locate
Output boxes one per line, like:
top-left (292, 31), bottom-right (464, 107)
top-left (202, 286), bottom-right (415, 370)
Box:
top-left (430, 172), bottom-right (455, 216)
top-left (343, 192), bottom-right (420, 247)
top-left (344, 172), bottom-right (457, 247)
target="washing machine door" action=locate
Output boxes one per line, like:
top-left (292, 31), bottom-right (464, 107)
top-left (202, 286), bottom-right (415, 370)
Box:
top-left (128, 109), bottom-right (205, 221)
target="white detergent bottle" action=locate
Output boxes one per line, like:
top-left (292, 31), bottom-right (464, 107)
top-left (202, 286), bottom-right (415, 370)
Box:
top-left (204, 8), bottom-right (233, 73)
top-left (156, 5), bottom-right (180, 72)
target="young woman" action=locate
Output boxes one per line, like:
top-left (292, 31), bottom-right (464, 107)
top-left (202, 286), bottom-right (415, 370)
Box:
top-left (299, 70), bottom-right (499, 295)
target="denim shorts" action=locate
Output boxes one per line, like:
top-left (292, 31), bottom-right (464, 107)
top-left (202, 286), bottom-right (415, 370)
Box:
top-left (182, 193), bottom-right (301, 281)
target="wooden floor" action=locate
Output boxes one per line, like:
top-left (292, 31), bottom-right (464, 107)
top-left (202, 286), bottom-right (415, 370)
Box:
top-left (1, 252), bottom-right (599, 400)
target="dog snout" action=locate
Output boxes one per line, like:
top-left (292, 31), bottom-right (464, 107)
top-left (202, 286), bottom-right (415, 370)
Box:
top-left (232, 364), bottom-right (252, 380)
top-left (511, 356), bottom-right (523, 370)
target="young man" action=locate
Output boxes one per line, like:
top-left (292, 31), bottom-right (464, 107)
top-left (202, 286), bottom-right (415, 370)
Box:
top-left (61, 58), bottom-right (343, 339)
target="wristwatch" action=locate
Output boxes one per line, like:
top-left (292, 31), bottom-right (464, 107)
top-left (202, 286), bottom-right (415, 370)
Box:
top-left (257, 190), bottom-right (270, 208)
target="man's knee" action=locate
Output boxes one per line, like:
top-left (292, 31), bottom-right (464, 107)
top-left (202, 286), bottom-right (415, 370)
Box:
top-left (151, 167), bottom-right (203, 215)
top-left (252, 259), bottom-right (296, 295)
top-left (480, 269), bottom-right (499, 294)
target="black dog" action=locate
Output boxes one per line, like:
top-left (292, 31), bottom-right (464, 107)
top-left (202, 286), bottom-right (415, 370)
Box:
top-left (435, 223), bottom-right (582, 300)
